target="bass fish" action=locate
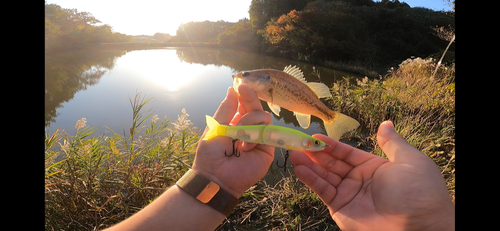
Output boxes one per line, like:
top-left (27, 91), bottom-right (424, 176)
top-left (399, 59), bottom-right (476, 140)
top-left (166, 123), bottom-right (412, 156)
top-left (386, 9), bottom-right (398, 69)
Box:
top-left (202, 115), bottom-right (327, 151)
top-left (232, 65), bottom-right (359, 140)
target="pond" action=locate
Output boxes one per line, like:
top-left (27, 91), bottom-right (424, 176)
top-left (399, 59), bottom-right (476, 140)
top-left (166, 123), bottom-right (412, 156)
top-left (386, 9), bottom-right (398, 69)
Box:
top-left (45, 47), bottom-right (362, 184)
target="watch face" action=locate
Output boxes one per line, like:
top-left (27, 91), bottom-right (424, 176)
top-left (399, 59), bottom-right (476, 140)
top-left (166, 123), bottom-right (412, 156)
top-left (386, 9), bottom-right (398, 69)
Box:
top-left (196, 181), bottom-right (220, 203)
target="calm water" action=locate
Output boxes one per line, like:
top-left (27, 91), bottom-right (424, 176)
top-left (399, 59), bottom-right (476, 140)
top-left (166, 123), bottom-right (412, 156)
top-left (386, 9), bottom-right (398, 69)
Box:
top-left (45, 47), bottom-right (361, 183)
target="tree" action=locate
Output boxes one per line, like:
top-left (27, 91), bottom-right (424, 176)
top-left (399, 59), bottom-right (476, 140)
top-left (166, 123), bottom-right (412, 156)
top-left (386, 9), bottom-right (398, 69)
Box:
top-left (249, 0), bottom-right (314, 32)
top-left (217, 20), bottom-right (259, 49)
top-left (176, 20), bottom-right (234, 42)
top-left (153, 33), bottom-right (171, 42)
top-left (45, 3), bottom-right (130, 52)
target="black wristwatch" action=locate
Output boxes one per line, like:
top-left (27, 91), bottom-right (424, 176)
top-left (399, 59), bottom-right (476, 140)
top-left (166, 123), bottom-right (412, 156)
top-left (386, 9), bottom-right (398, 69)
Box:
top-left (176, 169), bottom-right (239, 217)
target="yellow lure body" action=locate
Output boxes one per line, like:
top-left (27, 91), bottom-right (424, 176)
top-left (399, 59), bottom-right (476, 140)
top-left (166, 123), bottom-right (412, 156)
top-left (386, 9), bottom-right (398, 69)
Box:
top-left (203, 115), bottom-right (326, 151)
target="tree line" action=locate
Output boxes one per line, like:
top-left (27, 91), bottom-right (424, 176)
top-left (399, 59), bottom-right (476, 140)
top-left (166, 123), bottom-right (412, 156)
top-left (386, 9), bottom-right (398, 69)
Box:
top-left (45, 0), bottom-right (455, 69)
top-left (45, 3), bottom-right (131, 52)
top-left (175, 0), bottom-right (455, 69)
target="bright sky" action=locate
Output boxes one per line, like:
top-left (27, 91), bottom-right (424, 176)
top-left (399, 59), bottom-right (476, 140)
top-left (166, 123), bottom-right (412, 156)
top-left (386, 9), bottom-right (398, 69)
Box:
top-left (391, 0), bottom-right (453, 11)
top-left (46, 0), bottom-right (252, 35)
top-left (46, 0), bottom-right (452, 36)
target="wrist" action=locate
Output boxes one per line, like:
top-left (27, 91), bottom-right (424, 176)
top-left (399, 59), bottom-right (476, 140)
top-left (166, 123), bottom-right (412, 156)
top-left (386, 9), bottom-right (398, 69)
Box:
top-left (176, 169), bottom-right (239, 217)
top-left (191, 166), bottom-right (243, 198)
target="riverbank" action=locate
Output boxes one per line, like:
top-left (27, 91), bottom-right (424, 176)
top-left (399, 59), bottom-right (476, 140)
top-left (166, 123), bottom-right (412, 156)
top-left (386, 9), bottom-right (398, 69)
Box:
top-left (45, 57), bottom-right (454, 230)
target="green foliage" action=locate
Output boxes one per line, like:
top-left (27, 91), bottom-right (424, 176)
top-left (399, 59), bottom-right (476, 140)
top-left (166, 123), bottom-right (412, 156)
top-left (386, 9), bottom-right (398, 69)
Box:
top-left (259, 0), bottom-right (454, 66)
top-left (249, 0), bottom-right (314, 31)
top-left (45, 3), bottom-right (131, 52)
top-left (233, 0), bottom-right (455, 71)
top-left (45, 93), bottom-right (200, 230)
top-left (174, 20), bottom-right (235, 43)
top-left (217, 19), bottom-right (260, 50)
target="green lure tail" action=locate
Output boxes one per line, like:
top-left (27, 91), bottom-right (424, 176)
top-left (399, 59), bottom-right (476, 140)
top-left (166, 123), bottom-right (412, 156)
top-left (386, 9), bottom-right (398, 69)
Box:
top-left (203, 115), bottom-right (327, 151)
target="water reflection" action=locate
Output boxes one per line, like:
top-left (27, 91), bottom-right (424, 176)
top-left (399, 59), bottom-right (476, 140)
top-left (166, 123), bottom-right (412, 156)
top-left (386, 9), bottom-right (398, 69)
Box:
top-left (45, 49), bottom-right (127, 127)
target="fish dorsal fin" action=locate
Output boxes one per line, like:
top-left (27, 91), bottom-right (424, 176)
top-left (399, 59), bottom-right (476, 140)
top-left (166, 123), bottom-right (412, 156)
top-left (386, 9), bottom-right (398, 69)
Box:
top-left (294, 112), bottom-right (311, 129)
top-left (307, 82), bottom-right (332, 99)
top-left (267, 102), bottom-right (281, 116)
top-left (284, 65), bottom-right (332, 98)
top-left (283, 65), bottom-right (306, 84)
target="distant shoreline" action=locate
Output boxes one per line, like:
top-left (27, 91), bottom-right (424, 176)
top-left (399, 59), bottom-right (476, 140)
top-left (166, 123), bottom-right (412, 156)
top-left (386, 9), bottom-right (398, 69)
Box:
top-left (47, 42), bottom-right (380, 77)
top-left (99, 42), bottom-right (220, 49)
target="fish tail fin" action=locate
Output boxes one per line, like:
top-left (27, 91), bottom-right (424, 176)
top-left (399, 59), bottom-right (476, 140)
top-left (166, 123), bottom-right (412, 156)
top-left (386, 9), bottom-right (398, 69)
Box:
top-left (324, 112), bottom-right (360, 141)
top-left (203, 115), bottom-right (221, 141)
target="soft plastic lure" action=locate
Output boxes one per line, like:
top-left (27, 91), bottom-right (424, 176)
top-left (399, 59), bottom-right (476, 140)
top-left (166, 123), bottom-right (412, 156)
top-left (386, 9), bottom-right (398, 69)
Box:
top-left (202, 115), bottom-right (327, 151)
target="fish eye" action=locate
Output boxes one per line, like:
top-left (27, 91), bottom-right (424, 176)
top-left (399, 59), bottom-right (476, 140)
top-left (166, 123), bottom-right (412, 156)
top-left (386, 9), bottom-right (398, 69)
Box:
top-left (314, 140), bottom-right (320, 146)
top-left (242, 71), bottom-right (250, 77)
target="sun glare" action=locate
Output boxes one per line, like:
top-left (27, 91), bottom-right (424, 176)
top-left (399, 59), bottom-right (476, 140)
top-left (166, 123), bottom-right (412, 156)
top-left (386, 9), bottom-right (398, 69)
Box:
top-left (131, 50), bottom-right (202, 92)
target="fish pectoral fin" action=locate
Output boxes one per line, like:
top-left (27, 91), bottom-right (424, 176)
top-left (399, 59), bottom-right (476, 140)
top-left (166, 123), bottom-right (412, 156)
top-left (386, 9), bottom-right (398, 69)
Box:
top-left (294, 112), bottom-right (311, 129)
top-left (307, 82), bottom-right (332, 98)
top-left (267, 102), bottom-right (281, 116)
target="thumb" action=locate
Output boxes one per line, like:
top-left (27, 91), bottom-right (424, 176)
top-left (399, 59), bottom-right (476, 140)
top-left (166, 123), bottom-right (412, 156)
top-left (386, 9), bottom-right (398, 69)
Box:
top-left (213, 87), bottom-right (238, 125)
top-left (376, 121), bottom-right (424, 163)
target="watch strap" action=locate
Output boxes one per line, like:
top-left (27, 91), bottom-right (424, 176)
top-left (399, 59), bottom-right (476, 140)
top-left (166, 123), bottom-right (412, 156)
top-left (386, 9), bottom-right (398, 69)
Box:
top-left (176, 169), bottom-right (238, 217)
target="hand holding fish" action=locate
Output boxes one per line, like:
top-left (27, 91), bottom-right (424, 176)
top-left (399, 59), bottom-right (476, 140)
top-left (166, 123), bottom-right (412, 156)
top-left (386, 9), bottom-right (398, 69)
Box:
top-left (289, 121), bottom-right (455, 231)
top-left (192, 85), bottom-right (275, 198)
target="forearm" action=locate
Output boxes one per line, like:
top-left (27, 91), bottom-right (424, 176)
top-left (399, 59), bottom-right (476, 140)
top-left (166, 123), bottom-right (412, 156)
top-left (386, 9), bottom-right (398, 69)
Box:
top-left (104, 185), bottom-right (226, 231)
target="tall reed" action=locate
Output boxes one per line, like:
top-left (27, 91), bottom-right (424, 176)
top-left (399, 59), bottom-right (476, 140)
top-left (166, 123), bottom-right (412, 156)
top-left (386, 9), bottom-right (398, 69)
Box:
top-left (45, 93), bottom-right (200, 230)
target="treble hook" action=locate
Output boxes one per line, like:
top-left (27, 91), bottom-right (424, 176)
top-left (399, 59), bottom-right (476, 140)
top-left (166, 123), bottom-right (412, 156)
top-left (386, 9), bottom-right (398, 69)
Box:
top-left (276, 149), bottom-right (290, 171)
top-left (225, 139), bottom-right (240, 157)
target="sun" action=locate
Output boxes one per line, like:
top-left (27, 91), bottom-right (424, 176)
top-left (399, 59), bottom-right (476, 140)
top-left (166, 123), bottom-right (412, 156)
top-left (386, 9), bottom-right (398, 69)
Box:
top-left (135, 50), bottom-right (203, 92)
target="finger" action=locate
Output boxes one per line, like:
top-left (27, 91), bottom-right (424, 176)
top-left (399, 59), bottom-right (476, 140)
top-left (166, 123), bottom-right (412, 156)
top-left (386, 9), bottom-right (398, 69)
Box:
top-left (290, 150), bottom-right (338, 205)
top-left (213, 87), bottom-right (238, 125)
top-left (237, 84), bottom-right (263, 115)
top-left (308, 134), bottom-right (379, 169)
top-left (289, 150), bottom-right (342, 187)
top-left (376, 121), bottom-right (424, 163)
top-left (237, 111), bottom-right (272, 126)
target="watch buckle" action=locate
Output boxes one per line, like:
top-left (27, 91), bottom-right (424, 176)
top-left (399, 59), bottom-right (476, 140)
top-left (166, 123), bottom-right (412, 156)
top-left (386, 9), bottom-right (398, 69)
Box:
top-left (196, 181), bottom-right (220, 203)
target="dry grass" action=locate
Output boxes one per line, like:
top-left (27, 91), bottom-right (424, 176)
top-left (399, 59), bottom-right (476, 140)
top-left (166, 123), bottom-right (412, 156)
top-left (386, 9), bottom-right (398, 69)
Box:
top-left (329, 57), bottom-right (455, 203)
top-left (217, 176), bottom-right (339, 231)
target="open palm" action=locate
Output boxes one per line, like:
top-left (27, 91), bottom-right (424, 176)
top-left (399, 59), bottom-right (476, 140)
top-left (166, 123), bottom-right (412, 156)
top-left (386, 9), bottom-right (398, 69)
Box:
top-left (289, 121), bottom-right (455, 231)
top-left (193, 85), bottom-right (275, 198)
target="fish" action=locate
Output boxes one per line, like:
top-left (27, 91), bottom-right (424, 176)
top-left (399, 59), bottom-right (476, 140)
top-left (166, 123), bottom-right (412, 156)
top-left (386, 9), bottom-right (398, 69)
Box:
top-left (202, 115), bottom-right (327, 151)
top-left (232, 65), bottom-right (359, 140)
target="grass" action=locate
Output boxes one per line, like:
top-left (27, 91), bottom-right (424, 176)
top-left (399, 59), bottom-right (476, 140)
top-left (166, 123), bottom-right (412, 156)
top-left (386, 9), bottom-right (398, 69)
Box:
top-left (217, 175), bottom-right (339, 231)
top-left (328, 57), bottom-right (455, 203)
top-left (45, 93), bottom-right (200, 230)
top-left (45, 57), bottom-right (455, 230)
